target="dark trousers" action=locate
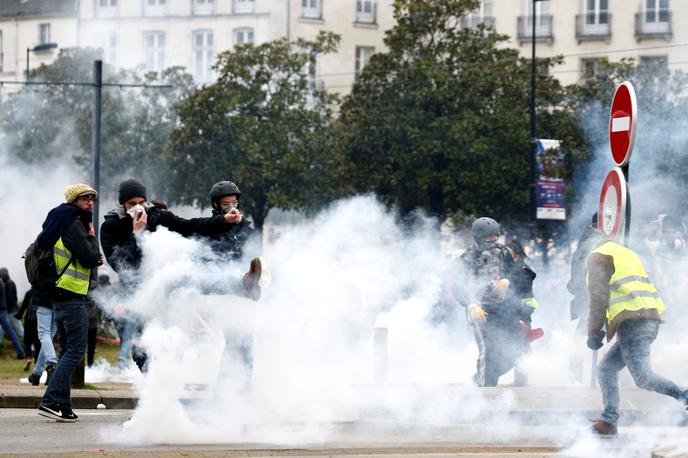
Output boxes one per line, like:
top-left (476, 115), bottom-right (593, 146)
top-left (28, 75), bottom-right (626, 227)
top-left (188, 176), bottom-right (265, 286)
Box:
top-left (471, 318), bottom-right (525, 387)
top-left (23, 315), bottom-right (41, 359)
top-left (41, 300), bottom-right (88, 411)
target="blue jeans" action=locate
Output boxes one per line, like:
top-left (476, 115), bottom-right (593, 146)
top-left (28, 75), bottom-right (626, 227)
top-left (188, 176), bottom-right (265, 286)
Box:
top-left (0, 311), bottom-right (25, 358)
top-left (41, 300), bottom-right (88, 411)
top-left (33, 306), bottom-right (57, 376)
top-left (115, 319), bottom-right (137, 369)
top-left (598, 318), bottom-right (687, 425)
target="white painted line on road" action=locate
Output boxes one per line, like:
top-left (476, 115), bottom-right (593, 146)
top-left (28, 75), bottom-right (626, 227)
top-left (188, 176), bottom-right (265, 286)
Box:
top-left (612, 116), bottom-right (631, 132)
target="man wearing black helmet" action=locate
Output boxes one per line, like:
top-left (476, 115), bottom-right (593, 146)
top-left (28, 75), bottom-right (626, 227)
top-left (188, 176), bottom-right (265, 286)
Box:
top-left (206, 181), bottom-right (255, 261)
top-left (449, 217), bottom-right (531, 387)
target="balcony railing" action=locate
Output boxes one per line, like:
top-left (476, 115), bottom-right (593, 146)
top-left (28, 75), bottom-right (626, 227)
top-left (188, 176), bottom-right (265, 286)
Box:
top-left (517, 15), bottom-right (553, 42)
top-left (575, 13), bottom-right (611, 40)
top-left (635, 11), bottom-right (672, 39)
top-left (460, 15), bottom-right (496, 29)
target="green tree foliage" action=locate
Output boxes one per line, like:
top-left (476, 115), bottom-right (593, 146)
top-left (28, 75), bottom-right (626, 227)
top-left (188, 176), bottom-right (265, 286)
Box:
top-left (339, 0), bottom-right (583, 225)
top-left (0, 47), bottom-right (194, 199)
top-left (167, 32), bottom-right (344, 229)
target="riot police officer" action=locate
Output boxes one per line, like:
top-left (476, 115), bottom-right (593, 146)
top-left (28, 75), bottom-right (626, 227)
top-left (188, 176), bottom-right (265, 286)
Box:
top-left (451, 217), bottom-right (532, 387)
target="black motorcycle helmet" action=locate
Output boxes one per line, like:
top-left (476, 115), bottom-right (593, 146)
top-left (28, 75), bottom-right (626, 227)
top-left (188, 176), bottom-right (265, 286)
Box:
top-left (471, 217), bottom-right (500, 245)
top-left (210, 181), bottom-right (241, 212)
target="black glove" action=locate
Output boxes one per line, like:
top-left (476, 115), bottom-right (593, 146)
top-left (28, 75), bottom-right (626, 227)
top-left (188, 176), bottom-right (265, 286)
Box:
top-left (13, 313), bottom-right (21, 320)
top-left (587, 329), bottom-right (605, 350)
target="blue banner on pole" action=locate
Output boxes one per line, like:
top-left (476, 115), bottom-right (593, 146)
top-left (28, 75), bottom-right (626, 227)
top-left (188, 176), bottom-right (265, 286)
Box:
top-left (536, 139), bottom-right (566, 221)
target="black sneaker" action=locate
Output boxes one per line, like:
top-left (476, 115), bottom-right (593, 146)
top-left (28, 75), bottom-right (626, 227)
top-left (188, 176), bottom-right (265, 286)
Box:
top-left (37, 404), bottom-right (78, 422)
top-left (28, 373), bottom-right (41, 386)
top-left (23, 359), bottom-right (33, 372)
top-left (45, 363), bottom-right (56, 386)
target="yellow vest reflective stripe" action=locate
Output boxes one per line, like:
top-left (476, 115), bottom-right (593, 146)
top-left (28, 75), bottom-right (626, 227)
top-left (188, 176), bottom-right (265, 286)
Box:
top-left (521, 297), bottom-right (539, 309)
top-left (53, 237), bottom-right (91, 295)
top-left (590, 241), bottom-right (665, 324)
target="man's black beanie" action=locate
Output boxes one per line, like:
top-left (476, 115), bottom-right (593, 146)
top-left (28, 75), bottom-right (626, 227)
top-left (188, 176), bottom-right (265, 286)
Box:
top-left (118, 179), bottom-right (147, 205)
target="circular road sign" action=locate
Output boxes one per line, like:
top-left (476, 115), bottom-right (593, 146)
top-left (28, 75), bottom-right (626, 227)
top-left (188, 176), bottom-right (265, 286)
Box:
top-left (609, 81), bottom-right (637, 167)
top-left (598, 168), bottom-right (627, 239)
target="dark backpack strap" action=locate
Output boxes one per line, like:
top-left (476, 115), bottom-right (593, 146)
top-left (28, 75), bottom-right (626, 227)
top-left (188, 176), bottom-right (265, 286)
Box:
top-left (56, 257), bottom-right (74, 281)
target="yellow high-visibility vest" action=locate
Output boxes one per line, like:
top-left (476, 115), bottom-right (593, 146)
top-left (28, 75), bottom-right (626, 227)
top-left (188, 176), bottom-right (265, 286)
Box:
top-left (53, 237), bottom-right (91, 295)
top-left (588, 241), bottom-right (665, 324)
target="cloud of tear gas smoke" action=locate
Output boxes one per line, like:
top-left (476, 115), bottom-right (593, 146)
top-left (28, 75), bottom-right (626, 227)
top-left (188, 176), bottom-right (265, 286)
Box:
top-left (96, 195), bottom-right (688, 451)
top-left (0, 148), bottom-right (79, 294)
top-left (98, 196), bottom-right (509, 444)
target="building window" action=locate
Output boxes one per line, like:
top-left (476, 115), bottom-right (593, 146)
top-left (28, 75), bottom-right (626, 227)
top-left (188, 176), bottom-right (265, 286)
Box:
top-left (518, 0), bottom-right (552, 40)
top-left (144, 0), bottom-right (167, 16)
top-left (646, 0), bottom-right (669, 23)
top-left (234, 28), bottom-right (255, 45)
top-left (97, 0), bottom-right (117, 17)
top-left (525, 0), bottom-right (551, 22)
top-left (234, 0), bottom-right (255, 14)
top-left (355, 0), bottom-right (376, 23)
top-left (194, 0), bottom-right (214, 14)
top-left (463, 0), bottom-right (495, 28)
top-left (0, 31), bottom-right (3, 73)
top-left (144, 32), bottom-right (165, 71)
top-left (640, 55), bottom-right (668, 69)
top-left (355, 46), bottom-right (374, 75)
top-left (585, 0), bottom-right (608, 25)
top-left (302, 0), bottom-right (322, 19)
top-left (102, 32), bottom-right (117, 66)
top-left (193, 30), bottom-right (214, 83)
top-left (38, 24), bottom-right (51, 45)
top-left (581, 57), bottom-right (601, 78)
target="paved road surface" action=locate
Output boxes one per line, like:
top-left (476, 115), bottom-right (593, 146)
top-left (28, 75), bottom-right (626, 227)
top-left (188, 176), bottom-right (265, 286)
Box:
top-left (1, 408), bottom-right (687, 457)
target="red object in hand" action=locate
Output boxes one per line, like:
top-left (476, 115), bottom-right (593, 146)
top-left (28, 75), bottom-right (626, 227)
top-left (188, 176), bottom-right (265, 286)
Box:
top-left (519, 321), bottom-right (544, 343)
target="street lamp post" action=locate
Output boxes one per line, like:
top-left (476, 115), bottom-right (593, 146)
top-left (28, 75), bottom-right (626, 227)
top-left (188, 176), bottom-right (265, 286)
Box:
top-left (529, 0), bottom-right (547, 265)
top-left (529, 0), bottom-right (542, 225)
top-left (26, 43), bottom-right (58, 81)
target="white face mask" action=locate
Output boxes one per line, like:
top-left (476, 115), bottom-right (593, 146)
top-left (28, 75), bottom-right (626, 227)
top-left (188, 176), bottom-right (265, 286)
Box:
top-left (671, 238), bottom-right (685, 251)
top-left (127, 204), bottom-right (145, 219)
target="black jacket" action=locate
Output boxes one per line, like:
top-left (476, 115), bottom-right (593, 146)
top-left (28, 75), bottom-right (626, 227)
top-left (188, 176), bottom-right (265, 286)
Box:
top-left (53, 216), bottom-right (101, 301)
top-left (0, 280), bottom-right (5, 313)
top-left (100, 205), bottom-right (232, 275)
top-left (3, 279), bottom-right (18, 314)
top-left (204, 210), bottom-right (254, 260)
top-left (15, 289), bottom-right (35, 320)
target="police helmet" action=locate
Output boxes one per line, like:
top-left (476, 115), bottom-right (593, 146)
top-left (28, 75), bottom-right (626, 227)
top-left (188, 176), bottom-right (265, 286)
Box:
top-left (471, 217), bottom-right (500, 242)
top-left (210, 181), bottom-right (241, 211)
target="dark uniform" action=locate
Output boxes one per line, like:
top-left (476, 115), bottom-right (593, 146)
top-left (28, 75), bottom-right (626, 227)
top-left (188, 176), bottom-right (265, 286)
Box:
top-left (452, 218), bottom-right (536, 387)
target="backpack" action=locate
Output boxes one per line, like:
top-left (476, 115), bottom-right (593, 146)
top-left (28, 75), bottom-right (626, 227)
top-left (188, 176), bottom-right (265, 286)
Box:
top-left (23, 239), bottom-right (72, 291)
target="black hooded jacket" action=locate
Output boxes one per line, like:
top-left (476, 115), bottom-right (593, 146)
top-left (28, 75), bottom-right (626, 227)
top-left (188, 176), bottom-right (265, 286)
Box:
top-left (204, 210), bottom-right (254, 260)
top-left (37, 204), bottom-right (101, 301)
top-left (100, 205), bottom-right (233, 276)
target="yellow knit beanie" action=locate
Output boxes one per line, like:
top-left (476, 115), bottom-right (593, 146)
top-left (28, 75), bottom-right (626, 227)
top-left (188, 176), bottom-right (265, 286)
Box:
top-left (64, 183), bottom-right (98, 203)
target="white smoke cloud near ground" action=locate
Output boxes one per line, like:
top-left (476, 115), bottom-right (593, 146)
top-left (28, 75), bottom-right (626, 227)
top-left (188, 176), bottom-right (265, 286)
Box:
top-left (92, 195), bottom-right (686, 455)
top-left (96, 196), bottom-right (510, 445)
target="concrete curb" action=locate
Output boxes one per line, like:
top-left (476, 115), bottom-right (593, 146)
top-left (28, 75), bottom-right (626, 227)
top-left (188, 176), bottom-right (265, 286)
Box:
top-left (0, 385), bottom-right (138, 410)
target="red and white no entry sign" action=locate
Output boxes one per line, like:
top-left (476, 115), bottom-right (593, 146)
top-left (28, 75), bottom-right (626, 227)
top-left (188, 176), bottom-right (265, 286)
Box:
top-left (598, 168), bottom-right (627, 239)
top-left (609, 81), bottom-right (637, 167)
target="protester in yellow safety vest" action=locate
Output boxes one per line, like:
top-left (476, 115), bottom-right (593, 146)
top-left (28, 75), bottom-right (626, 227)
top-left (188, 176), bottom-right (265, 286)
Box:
top-left (37, 184), bottom-right (102, 423)
top-left (586, 239), bottom-right (688, 436)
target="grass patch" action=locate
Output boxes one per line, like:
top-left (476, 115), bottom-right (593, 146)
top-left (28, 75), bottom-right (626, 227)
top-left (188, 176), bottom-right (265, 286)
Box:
top-left (0, 341), bottom-right (120, 385)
